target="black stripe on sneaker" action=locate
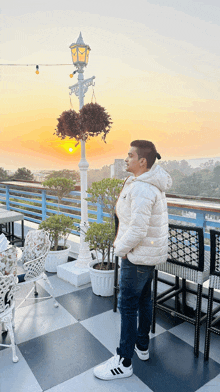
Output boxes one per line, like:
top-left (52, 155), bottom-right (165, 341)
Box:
top-left (110, 367), bottom-right (124, 376)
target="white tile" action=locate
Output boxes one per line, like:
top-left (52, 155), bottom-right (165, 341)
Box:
top-left (0, 347), bottom-right (42, 392)
top-left (169, 322), bottom-right (220, 363)
top-left (46, 367), bottom-right (153, 392)
top-left (149, 323), bottom-right (166, 339)
top-left (81, 309), bottom-right (121, 354)
top-left (196, 374), bottom-right (220, 392)
top-left (81, 309), bottom-right (166, 354)
top-left (37, 274), bottom-right (91, 297)
top-left (14, 298), bottom-right (77, 344)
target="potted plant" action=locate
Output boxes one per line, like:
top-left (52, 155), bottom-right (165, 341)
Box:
top-left (85, 178), bottom-right (123, 296)
top-left (39, 177), bottom-right (76, 272)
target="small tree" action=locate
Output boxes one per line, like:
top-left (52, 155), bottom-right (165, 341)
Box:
top-left (44, 169), bottom-right (79, 183)
top-left (85, 178), bottom-right (123, 270)
top-left (0, 168), bottom-right (9, 181)
top-left (86, 178), bottom-right (123, 227)
top-left (39, 177), bottom-right (76, 251)
top-left (43, 177), bottom-right (75, 211)
top-left (39, 214), bottom-right (75, 251)
top-left (13, 167), bottom-right (34, 181)
top-left (85, 222), bottom-right (115, 270)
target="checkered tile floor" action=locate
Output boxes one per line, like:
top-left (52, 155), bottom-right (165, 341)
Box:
top-left (1, 273), bottom-right (220, 392)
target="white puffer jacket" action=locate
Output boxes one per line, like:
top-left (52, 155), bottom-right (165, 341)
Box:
top-left (114, 165), bottom-right (172, 266)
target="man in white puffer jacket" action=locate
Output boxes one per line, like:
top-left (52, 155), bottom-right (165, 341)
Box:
top-left (94, 140), bottom-right (172, 381)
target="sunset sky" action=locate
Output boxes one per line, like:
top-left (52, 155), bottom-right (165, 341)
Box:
top-left (1, 0), bottom-right (220, 171)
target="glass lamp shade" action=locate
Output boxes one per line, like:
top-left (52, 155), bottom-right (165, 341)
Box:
top-left (70, 43), bottom-right (90, 66)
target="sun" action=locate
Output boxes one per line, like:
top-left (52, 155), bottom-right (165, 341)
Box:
top-left (60, 141), bottom-right (79, 154)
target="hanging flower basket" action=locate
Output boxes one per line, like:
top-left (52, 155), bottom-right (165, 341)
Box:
top-left (54, 103), bottom-right (112, 145)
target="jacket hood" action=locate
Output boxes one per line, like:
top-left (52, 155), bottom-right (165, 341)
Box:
top-left (127, 165), bottom-right (172, 192)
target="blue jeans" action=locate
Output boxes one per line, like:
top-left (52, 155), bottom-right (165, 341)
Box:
top-left (117, 258), bottom-right (154, 359)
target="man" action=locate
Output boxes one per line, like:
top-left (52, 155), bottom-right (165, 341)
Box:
top-left (94, 140), bottom-right (172, 380)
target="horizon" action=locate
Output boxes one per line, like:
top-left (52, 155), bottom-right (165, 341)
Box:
top-left (2, 155), bottom-right (220, 173)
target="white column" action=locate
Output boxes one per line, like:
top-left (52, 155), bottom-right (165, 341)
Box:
top-left (74, 70), bottom-right (92, 268)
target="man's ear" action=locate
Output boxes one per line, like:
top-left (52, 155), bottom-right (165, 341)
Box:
top-left (140, 157), bottom-right (147, 167)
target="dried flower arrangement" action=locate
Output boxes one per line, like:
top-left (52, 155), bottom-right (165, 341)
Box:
top-left (54, 102), bottom-right (112, 145)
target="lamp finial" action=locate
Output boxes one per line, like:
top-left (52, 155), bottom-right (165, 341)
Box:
top-left (76, 32), bottom-right (85, 45)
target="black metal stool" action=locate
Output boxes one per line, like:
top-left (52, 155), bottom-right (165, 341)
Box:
top-left (152, 223), bottom-right (208, 357)
top-left (204, 229), bottom-right (220, 360)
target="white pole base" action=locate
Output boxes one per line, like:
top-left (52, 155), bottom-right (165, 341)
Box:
top-left (57, 260), bottom-right (90, 287)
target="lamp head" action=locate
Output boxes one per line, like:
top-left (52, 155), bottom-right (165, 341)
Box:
top-left (69, 32), bottom-right (91, 70)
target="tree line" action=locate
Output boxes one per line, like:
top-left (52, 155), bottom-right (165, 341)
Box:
top-left (159, 160), bottom-right (220, 198)
top-left (1, 159), bottom-right (220, 198)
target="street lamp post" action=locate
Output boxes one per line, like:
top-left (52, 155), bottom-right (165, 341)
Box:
top-left (69, 32), bottom-right (95, 268)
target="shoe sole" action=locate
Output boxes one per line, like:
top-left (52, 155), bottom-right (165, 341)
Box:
top-left (134, 347), bottom-right (149, 361)
top-left (94, 369), bottom-right (133, 380)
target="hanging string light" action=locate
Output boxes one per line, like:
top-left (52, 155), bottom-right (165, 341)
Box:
top-left (0, 63), bottom-right (75, 76)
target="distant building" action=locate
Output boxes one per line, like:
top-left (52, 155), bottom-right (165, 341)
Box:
top-left (32, 170), bottom-right (54, 182)
top-left (111, 159), bottom-right (127, 180)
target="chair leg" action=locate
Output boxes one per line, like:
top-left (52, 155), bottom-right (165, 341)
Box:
top-left (194, 284), bottom-right (202, 357)
top-left (5, 316), bottom-right (19, 363)
top-left (182, 278), bottom-right (187, 315)
top-left (151, 269), bottom-right (158, 334)
top-left (34, 281), bottom-right (38, 296)
top-left (42, 273), bottom-right (59, 308)
top-left (175, 276), bottom-right (180, 312)
top-left (204, 287), bottom-right (214, 361)
top-left (12, 306), bottom-right (15, 328)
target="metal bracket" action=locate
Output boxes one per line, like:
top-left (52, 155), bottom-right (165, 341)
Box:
top-left (69, 76), bottom-right (95, 97)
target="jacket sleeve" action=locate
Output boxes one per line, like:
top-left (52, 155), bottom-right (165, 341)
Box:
top-left (114, 185), bottom-right (155, 257)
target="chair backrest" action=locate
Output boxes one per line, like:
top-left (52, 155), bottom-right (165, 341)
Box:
top-left (0, 273), bottom-right (16, 313)
top-left (0, 246), bottom-right (17, 276)
top-left (22, 230), bottom-right (51, 263)
top-left (168, 224), bottom-right (204, 272)
top-left (210, 229), bottom-right (220, 277)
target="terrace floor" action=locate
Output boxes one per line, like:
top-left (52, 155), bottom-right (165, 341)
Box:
top-left (1, 268), bottom-right (220, 392)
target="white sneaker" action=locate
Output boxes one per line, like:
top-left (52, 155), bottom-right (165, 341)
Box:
top-left (93, 353), bottom-right (133, 380)
top-left (134, 345), bottom-right (149, 361)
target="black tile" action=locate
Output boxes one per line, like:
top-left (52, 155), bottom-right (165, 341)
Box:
top-left (56, 287), bottom-right (114, 321)
top-left (18, 323), bottom-right (111, 390)
top-left (152, 307), bottom-right (184, 331)
top-left (133, 331), bottom-right (220, 392)
top-left (15, 282), bottom-right (51, 308)
top-left (0, 330), bottom-right (12, 351)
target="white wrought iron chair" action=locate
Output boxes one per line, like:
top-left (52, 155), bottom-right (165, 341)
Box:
top-left (0, 246), bottom-right (19, 362)
top-left (16, 230), bottom-right (58, 309)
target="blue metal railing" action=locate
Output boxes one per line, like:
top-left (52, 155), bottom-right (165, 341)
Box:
top-left (0, 182), bottom-right (220, 250)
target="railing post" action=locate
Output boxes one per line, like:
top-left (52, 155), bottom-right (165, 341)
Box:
top-left (97, 202), bottom-right (103, 223)
top-left (41, 190), bottom-right (47, 221)
top-left (196, 211), bottom-right (206, 234)
top-left (6, 185), bottom-right (10, 210)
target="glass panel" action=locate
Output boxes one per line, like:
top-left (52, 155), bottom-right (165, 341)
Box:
top-left (78, 47), bottom-right (86, 63)
top-left (71, 47), bottom-right (77, 64)
top-left (85, 50), bottom-right (90, 64)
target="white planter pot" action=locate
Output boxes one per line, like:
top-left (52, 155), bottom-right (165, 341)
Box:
top-left (88, 260), bottom-right (120, 297)
top-left (45, 244), bottom-right (71, 273)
